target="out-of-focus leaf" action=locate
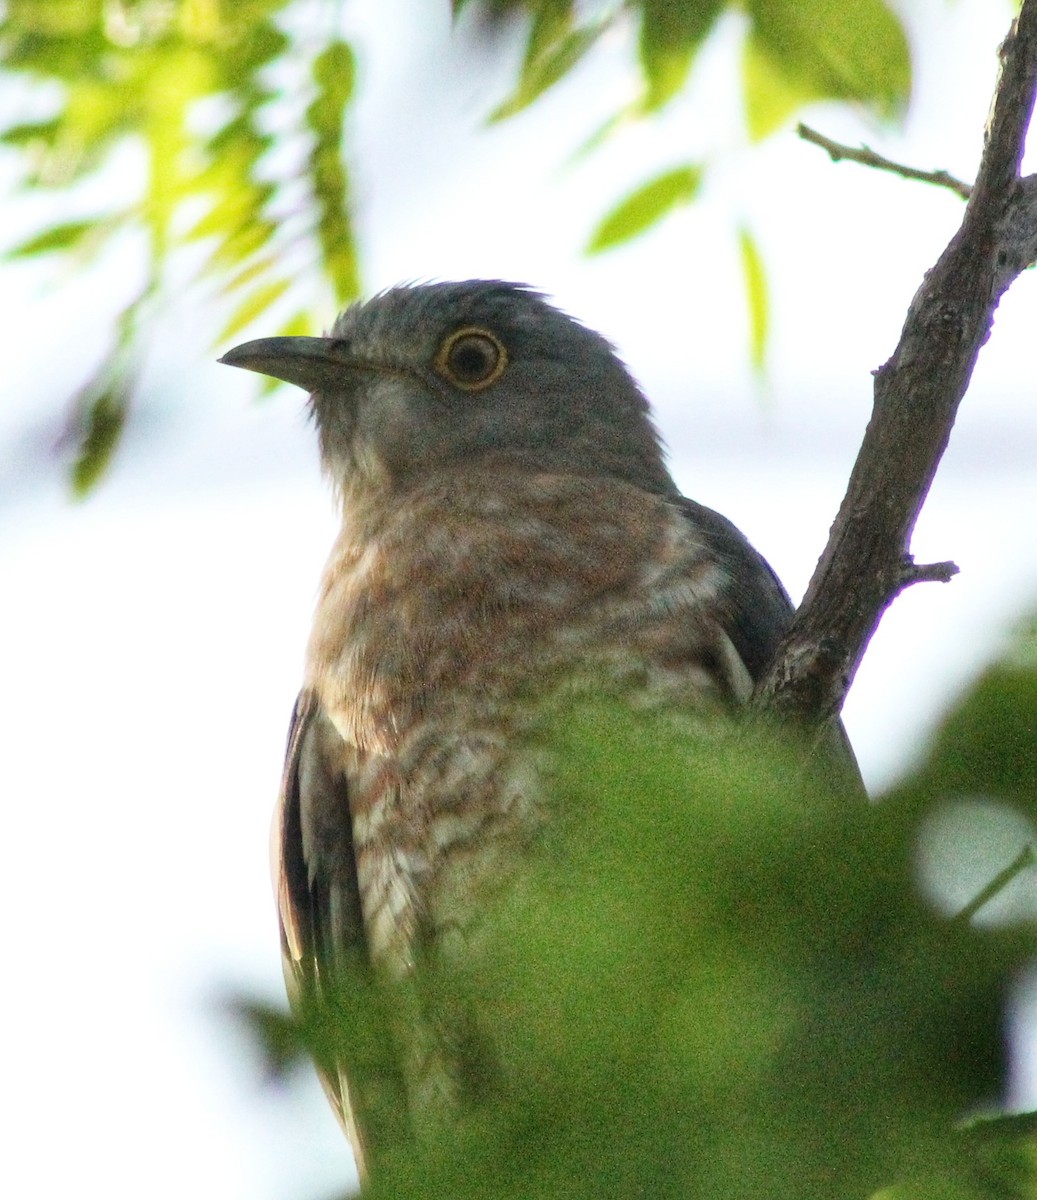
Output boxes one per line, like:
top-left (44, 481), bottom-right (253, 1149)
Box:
top-left (525, 0), bottom-right (574, 62)
top-left (222, 18), bottom-right (289, 70)
top-left (2, 27), bottom-right (110, 81)
top-left (310, 40), bottom-right (357, 127)
top-left (218, 254), bottom-right (279, 299)
top-left (639, 0), bottom-right (724, 111)
top-left (0, 1), bottom-right (360, 491)
top-left (203, 115), bottom-right (274, 164)
top-left (890, 620), bottom-right (1037, 936)
top-left (586, 163), bottom-right (703, 254)
top-left (453, 0), bottom-right (529, 20)
top-left (747, 0), bottom-right (910, 120)
top-left (229, 998), bottom-right (311, 1080)
top-left (490, 20), bottom-right (603, 122)
top-left (185, 147), bottom-right (276, 263)
top-left (139, 44), bottom-right (215, 254)
top-left (7, 218), bottom-right (104, 257)
top-left (69, 374), bottom-right (132, 497)
top-left (918, 623), bottom-right (1037, 813)
top-left (0, 118), bottom-right (61, 147)
top-left (742, 27), bottom-right (825, 141)
top-left (4, 0), bottom-right (99, 36)
top-left (274, 311), bottom-right (315, 339)
top-left (566, 107), bottom-right (631, 164)
top-left (738, 225), bottom-right (769, 372)
top-left (218, 277), bottom-right (292, 343)
top-left (306, 40), bottom-right (360, 304)
top-left (869, 1114), bottom-right (1037, 1198)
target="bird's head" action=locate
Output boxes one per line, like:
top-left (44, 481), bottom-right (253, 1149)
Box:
top-left (220, 280), bottom-right (676, 498)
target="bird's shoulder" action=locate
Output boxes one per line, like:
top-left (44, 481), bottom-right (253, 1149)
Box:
top-left (670, 496), bottom-right (794, 683)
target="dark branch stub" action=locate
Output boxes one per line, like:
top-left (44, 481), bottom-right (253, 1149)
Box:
top-left (899, 558), bottom-right (960, 588)
top-left (754, 4), bottom-right (1037, 732)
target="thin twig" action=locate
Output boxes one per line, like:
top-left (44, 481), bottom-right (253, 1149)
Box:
top-left (754, 4), bottom-right (1037, 730)
top-left (953, 844), bottom-right (1036, 925)
top-left (797, 122), bottom-right (973, 200)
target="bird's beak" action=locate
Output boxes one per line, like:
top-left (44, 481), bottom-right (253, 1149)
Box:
top-left (219, 336), bottom-right (356, 393)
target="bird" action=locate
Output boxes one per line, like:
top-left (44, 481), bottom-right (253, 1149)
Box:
top-left (220, 280), bottom-right (862, 1178)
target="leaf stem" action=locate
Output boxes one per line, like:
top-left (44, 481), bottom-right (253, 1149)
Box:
top-left (953, 844), bottom-right (1036, 925)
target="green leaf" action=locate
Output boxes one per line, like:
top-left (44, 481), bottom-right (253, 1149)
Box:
top-left (2, 27), bottom-right (110, 82)
top-left (747, 0), bottom-right (911, 120)
top-left (525, 0), bottom-right (574, 63)
top-left (211, 7), bottom-right (289, 70)
top-left (217, 253), bottom-right (279, 299)
top-left (586, 164), bottom-right (703, 254)
top-left (490, 23), bottom-right (603, 122)
top-left (921, 624), bottom-right (1037, 810)
top-left (4, 0), bottom-right (105, 37)
top-left (218, 277), bottom-right (292, 343)
top-left (306, 40), bottom-right (361, 304)
top-left (743, 27), bottom-right (826, 141)
top-left (639, 0), bottom-right (724, 111)
top-left (0, 3), bottom-right (356, 492)
top-left (69, 377), bottom-right (131, 498)
top-left (228, 998), bottom-right (311, 1080)
top-left (6, 219), bottom-right (102, 258)
top-left (738, 225), bottom-right (769, 373)
top-left (186, 154), bottom-right (276, 260)
top-left (134, 44), bottom-right (222, 256)
top-left (311, 38), bottom-right (356, 109)
top-left (275, 310), bottom-right (314, 339)
top-left (0, 118), bottom-right (60, 147)
top-left (566, 107), bottom-right (632, 164)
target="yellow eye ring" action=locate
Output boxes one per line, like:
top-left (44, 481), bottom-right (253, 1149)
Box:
top-left (434, 327), bottom-right (508, 391)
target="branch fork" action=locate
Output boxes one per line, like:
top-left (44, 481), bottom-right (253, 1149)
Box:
top-left (755, 5), bottom-right (1037, 730)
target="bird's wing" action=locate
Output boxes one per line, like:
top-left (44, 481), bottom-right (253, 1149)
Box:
top-left (678, 497), bottom-right (865, 794)
top-left (677, 497), bottom-right (794, 680)
top-left (275, 690), bottom-right (366, 973)
top-left (274, 689), bottom-right (406, 1178)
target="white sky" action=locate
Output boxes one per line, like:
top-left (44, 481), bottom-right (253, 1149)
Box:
top-left (3, 1), bottom-right (1037, 1196)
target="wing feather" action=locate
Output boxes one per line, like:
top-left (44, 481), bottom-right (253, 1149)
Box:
top-left (678, 497), bottom-right (865, 794)
top-left (274, 690), bottom-right (382, 1176)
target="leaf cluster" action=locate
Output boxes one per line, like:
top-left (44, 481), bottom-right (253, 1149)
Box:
top-left (1, 0), bottom-right (358, 491)
top-left (240, 621), bottom-right (1037, 1199)
top-left (3, 0), bottom-right (917, 490)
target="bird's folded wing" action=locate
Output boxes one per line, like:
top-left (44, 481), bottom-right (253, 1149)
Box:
top-left (678, 497), bottom-right (865, 795)
top-left (274, 689), bottom-right (392, 1177)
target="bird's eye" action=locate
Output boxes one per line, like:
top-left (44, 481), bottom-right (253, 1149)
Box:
top-left (434, 327), bottom-right (507, 391)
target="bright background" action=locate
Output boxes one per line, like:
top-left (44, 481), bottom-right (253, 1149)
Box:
top-left (2, 1), bottom-right (1036, 1196)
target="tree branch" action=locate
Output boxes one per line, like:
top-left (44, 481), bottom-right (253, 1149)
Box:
top-left (797, 122), bottom-right (973, 201)
top-left (753, 4), bottom-right (1037, 731)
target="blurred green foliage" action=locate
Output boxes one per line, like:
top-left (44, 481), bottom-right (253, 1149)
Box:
top-left (586, 163), bottom-right (704, 253)
top-left (1, 0), bottom-right (916, 491)
top-left (239, 620), bottom-right (1037, 1199)
top-left (739, 224), bottom-right (768, 374)
top-left (1, 0), bottom-right (357, 492)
